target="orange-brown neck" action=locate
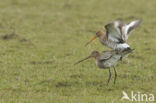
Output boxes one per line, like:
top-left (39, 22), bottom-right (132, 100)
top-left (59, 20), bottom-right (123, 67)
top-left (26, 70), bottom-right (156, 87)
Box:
top-left (95, 54), bottom-right (100, 59)
top-left (94, 53), bottom-right (100, 60)
top-left (97, 32), bottom-right (107, 41)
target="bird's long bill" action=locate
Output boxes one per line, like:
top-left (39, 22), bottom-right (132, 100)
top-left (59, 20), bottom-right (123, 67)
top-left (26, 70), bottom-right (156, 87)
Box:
top-left (74, 56), bottom-right (91, 65)
top-left (85, 35), bottom-right (96, 46)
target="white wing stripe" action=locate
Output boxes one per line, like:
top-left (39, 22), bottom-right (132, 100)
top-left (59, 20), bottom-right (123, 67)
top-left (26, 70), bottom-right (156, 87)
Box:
top-left (122, 19), bottom-right (142, 41)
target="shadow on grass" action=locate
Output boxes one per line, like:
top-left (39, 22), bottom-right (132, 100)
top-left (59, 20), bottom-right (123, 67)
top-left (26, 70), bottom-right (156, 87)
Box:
top-left (0, 32), bottom-right (33, 45)
top-left (85, 81), bottom-right (107, 87)
top-left (0, 32), bottom-right (18, 40)
top-left (55, 81), bottom-right (79, 88)
top-left (38, 80), bottom-right (79, 88)
top-left (38, 79), bottom-right (107, 88)
top-left (30, 60), bottom-right (54, 65)
top-left (37, 73), bottom-right (154, 89)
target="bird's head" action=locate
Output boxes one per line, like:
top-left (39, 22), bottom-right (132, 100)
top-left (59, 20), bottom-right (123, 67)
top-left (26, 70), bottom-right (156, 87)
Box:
top-left (74, 50), bottom-right (100, 65)
top-left (85, 30), bottom-right (105, 46)
top-left (90, 50), bottom-right (100, 58)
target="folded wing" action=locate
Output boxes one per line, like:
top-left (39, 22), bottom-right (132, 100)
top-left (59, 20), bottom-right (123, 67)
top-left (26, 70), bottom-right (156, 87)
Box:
top-left (99, 51), bottom-right (113, 61)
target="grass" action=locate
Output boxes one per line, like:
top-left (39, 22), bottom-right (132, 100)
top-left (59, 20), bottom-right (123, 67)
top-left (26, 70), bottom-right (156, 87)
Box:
top-left (0, 0), bottom-right (155, 103)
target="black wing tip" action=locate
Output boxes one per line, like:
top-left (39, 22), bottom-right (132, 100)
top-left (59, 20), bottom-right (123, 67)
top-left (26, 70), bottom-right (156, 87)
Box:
top-left (124, 48), bottom-right (135, 52)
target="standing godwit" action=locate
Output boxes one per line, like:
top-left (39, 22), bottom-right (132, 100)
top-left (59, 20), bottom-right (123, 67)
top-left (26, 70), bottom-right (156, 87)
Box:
top-left (74, 49), bottom-right (133, 85)
top-left (85, 19), bottom-right (142, 50)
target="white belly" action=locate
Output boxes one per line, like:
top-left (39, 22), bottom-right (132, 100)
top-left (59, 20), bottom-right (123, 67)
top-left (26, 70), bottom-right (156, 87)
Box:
top-left (116, 43), bottom-right (130, 50)
top-left (102, 40), bottom-right (130, 50)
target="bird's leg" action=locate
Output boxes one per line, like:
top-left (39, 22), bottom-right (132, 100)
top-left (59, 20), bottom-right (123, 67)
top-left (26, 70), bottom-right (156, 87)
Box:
top-left (107, 68), bottom-right (111, 85)
top-left (113, 66), bottom-right (117, 85)
top-left (120, 57), bottom-right (123, 61)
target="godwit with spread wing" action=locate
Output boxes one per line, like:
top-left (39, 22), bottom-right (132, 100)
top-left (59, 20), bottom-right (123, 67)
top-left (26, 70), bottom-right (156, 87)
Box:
top-left (85, 19), bottom-right (142, 50)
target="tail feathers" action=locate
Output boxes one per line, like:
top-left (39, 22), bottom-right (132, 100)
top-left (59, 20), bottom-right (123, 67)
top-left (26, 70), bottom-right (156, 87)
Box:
top-left (123, 48), bottom-right (134, 52)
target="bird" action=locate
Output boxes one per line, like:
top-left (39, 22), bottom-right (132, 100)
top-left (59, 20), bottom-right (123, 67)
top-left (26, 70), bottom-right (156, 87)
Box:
top-left (74, 49), bottom-right (133, 85)
top-left (85, 19), bottom-right (142, 51)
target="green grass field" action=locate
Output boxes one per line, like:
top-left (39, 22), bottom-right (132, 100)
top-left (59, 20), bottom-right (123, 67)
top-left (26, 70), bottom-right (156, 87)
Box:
top-left (0, 0), bottom-right (156, 103)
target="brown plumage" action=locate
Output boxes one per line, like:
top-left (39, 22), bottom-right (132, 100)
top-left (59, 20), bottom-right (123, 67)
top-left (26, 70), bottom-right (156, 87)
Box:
top-left (86, 19), bottom-right (142, 51)
top-left (75, 49), bottom-right (134, 85)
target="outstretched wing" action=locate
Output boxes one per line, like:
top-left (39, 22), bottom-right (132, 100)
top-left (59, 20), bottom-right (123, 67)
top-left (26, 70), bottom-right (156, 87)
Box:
top-left (105, 19), bottom-right (125, 43)
top-left (99, 51), bottom-right (113, 61)
top-left (122, 19), bottom-right (142, 41)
